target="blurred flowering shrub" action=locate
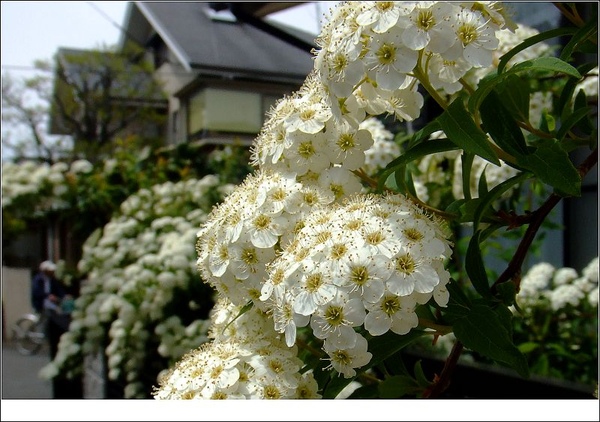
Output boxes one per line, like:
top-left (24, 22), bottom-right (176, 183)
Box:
top-left (40, 176), bottom-right (234, 398)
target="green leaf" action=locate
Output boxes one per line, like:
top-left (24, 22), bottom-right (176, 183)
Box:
top-left (378, 375), bottom-right (420, 398)
top-left (559, 17), bottom-right (598, 62)
top-left (556, 106), bottom-right (593, 141)
top-left (451, 304), bottom-right (530, 378)
top-left (413, 360), bottom-right (431, 389)
top-left (478, 165), bottom-right (489, 198)
top-left (445, 279), bottom-right (472, 312)
top-left (497, 27), bottom-right (577, 74)
top-left (470, 58), bottom-right (581, 114)
top-left (348, 384), bottom-right (379, 398)
top-left (386, 139), bottom-right (460, 170)
top-left (461, 152), bottom-right (475, 201)
top-left (465, 231), bottom-right (493, 299)
top-left (516, 141), bottom-right (581, 196)
top-left (556, 63), bottom-right (597, 122)
top-left (495, 74), bottom-right (531, 123)
top-left (407, 119), bottom-right (442, 149)
top-left (472, 172), bottom-right (531, 229)
top-left (221, 301), bottom-right (253, 335)
top-left (367, 330), bottom-right (429, 369)
top-left (518, 342), bottom-right (540, 354)
top-left (496, 280), bottom-right (517, 307)
top-left (480, 90), bottom-right (530, 158)
top-left (511, 57), bottom-right (581, 79)
top-left (438, 100), bottom-right (500, 166)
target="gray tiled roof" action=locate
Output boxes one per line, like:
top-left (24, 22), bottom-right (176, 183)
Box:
top-left (132, 2), bottom-right (316, 79)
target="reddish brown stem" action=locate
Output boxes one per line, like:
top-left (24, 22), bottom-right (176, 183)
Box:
top-left (492, 148), bottom-right (598, 293)
top-left (422, 341), bottom-right (464, 398)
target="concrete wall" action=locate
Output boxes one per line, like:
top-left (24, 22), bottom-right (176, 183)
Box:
top-left (2, 266), bottom-right (34, 340)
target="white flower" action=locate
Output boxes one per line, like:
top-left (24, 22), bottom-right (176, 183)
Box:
top-left (445, 8), bottom-right (499, 67)
top-left (323, 334), bottom-right (372, 378)
top-left (364, 293), bottom-right (418, 336)
top-left (326, 120), bottom-right (374, 170)
top-left (356, 1), bottom-right (413, 34)
top-left (401, 2), bottom-right (456, 52)
top-left (310, 295), bottom-right (366, 348)
top-left (365, 31), bottom-right (418, 90)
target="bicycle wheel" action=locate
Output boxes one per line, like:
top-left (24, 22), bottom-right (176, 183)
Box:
top-left (12, 316), bottom-right (45, 356)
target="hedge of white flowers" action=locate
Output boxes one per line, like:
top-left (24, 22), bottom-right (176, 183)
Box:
top-left (1, 159), bottom-right (93, 213)
top-left (40, 176), bottom-right (232, 398)
top-left (154, 1), bottom-right (548, 399)
top-left (518, 256), bottom-right (599, 311)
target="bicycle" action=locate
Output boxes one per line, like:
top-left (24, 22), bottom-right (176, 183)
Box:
top-left (11, 311), bottom-right (47, 356)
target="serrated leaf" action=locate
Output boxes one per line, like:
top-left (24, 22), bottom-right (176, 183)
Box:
top-left (516, 142), bottom-right (581, 196)
top-left (438, 100), bottom-right (500, 166)
top-left (480, 90), bottom-right (530, 157)
top-left (465, 231), bottom-right (493, 299)
top-left (451, 304), bottom-right (530, 378)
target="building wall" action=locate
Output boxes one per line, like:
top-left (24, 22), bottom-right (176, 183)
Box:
top-left (2, 267), bottom-right (33, 341)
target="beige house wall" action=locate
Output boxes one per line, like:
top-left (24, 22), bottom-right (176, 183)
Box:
top-left (2, 267), bottom-right (33, 340)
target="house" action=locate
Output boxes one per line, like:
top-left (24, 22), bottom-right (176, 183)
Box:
top-left (118, 1), bottom-right (317, 149)
top-left (3, 3), bottom-right (319, 271)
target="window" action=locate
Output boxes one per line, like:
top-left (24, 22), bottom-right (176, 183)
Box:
top-left (188, 88), bottom-right (263, 135)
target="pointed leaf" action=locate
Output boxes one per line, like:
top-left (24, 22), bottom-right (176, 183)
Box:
top-left (438, 100), bottom-right (500, 165)
top-left (559, 17), bottom-right (598, 62)
top-left (470, 58), bottom-right (581, 114)
top-left (480, 90), bottom-right (530, 157)
top-left (516, 142), bottom-right (581, 196)
top-left (495, 74), bottom-right (531, 123)
top-left (386, 139), bottom-right (460, 170)
top-left (473, 171), bottom-right (530, 229)
top-left (451, 304), bottom-right (530, 378)
top-left (497, 27), bottom-right (577, 74)
top-left (407, 119), bottom-right (442, 149)
top-left (465, 231), bottom-right (493, 299)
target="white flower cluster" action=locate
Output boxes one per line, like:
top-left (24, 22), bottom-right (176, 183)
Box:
top-left (42, 176), bottom-right (228, 398)
top-left (1, 159), bottom-right (92, 211)
top-left (360, 117), bottom-right (401, 176)
top-left (161, 2), bottom-right (515, 398)
top-left (154, 299), bottom-right (321, 399)
top-left (518, 257), bottom-right (599, 310)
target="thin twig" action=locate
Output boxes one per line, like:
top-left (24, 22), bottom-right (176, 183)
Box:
top-left (491, 148), bottom-right (598, 293)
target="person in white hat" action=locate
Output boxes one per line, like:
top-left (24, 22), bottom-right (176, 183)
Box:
top-left (31, 260), bottom-right (64, 314)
